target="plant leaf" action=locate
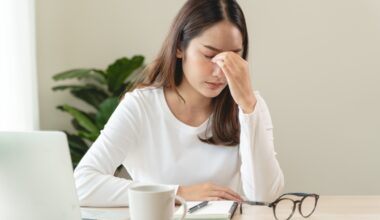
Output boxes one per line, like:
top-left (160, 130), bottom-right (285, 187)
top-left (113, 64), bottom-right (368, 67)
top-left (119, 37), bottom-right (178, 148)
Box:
top-left (71, 118), bottom-right (98, 143)
top-left (64, 132), bottom-right (89, 168)
top-left (53, 69), bottom-right (107, 84)
top-left (71, 113), bottom-right (97, 131)
top-left (106, 56), bottom-right (144, 94)
top-left (52, 84), bottom-right (110, 109)
top-left (71, 118), bottom-right (86, 133)
top-left (52, 85), bottom-right (87, 91)
top-left (67, 133), bottom-right (88, 153)
top-left (95, 97), bottom-right (119, 129)
top-left (70, 85), bottom-right (110, 109)
top-left (78, 131), bottom-right (98, 142)
top-left (57, 105), bottom-right (99, 135)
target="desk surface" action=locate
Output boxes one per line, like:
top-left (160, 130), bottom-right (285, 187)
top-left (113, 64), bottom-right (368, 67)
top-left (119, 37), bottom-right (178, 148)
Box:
top-left (81, 196), bottom-right (380, 220)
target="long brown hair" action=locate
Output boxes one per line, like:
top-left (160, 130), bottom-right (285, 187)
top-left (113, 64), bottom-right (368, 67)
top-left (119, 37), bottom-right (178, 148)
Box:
top-left (137, 0), bottom-right (249, 146)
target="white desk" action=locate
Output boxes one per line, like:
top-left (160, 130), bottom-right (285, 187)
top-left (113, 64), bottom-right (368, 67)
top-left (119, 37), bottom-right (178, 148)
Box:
top-left (81, 196), bottom-right (380, 220)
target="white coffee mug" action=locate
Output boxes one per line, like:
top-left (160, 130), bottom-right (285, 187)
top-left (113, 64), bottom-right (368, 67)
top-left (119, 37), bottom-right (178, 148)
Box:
top-left (128, 184), bottom-right (187, 220)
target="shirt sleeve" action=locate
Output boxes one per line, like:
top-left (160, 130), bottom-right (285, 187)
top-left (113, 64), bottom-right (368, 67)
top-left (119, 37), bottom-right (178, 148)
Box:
top-left (238, 92), bottom-right (285, 202)
top-left (73, 92), bottom-right (143, 207)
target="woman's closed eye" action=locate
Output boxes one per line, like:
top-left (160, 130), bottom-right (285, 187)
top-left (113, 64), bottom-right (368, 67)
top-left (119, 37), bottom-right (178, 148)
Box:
top-left (203, 54), bottom-right (215, 59)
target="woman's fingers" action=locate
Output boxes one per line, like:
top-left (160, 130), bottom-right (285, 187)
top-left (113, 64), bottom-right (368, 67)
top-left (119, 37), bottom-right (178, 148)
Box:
top-left (205, 183), bottom-right (243, 202)
top-left (212, 51), bottom-right (256, 113)
top-left (177, 182), bottom-right (243, 202)
top-left (213, 185), bottom-right (243, 200)
top-left (205, 197), bottom-right (222, 201)
top-left (209, 190), bottom-right (241, 201)
top-left (213, 53), bottom-right (239, 85)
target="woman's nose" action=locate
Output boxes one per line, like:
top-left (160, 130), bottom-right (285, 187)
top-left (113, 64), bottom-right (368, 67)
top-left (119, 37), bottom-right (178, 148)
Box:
top-left (212, 64), bottom-right (224, 78)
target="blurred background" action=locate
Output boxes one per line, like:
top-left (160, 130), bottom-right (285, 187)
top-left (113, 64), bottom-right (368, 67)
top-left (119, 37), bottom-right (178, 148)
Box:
top-left (1, 0), bottom-right (379, 195)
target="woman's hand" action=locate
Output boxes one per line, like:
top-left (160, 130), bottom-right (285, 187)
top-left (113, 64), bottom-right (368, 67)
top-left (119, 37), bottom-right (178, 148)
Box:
top-left (212, 52), bottom-right (257, 113)
top-left (177, 182), bottom-right (243, 202)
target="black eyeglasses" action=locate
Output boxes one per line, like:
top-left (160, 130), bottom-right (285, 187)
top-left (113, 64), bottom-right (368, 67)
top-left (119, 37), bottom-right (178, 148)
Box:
top-left (240, 192), bottom-right (319, 220)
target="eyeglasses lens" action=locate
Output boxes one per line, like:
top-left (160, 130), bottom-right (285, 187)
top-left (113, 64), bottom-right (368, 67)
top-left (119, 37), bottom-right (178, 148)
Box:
top-left (300, 195), bottom-right (317, 217)
top-left (274, 198), bottom-right (295, 220)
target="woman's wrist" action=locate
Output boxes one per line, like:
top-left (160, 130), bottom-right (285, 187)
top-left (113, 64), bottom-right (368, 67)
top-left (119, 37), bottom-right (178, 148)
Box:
top-left (240, 95), bottom-right (257, 114)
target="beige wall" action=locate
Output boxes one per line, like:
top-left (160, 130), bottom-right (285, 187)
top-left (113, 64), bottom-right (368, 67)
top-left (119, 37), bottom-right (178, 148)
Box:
top-left (36, 0), bottom-right (380, 194)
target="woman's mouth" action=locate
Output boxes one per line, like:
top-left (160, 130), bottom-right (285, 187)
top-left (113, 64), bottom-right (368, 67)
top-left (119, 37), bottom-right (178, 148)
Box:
top-left (205, 82), bottom-right (224, 90)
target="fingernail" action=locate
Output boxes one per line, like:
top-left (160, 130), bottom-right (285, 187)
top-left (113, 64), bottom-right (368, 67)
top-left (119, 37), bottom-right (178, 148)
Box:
top-left (216, 60), bottom-right (224, 67)
top-left (212, 57), bottom-right (221, 63)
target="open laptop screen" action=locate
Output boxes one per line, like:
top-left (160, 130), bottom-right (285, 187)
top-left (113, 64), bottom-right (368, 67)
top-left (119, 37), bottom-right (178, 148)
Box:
top-left (0, 131), bottom-right (82, 220)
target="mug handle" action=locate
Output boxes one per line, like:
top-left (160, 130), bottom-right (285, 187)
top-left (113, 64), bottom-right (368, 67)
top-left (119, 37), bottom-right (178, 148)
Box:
top-left (175, 195), bottom-right (187, 220)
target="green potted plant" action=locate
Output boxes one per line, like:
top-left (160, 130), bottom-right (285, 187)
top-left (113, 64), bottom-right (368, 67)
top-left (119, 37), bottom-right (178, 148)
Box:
top-left (52, 55), bottom-right (145, 168)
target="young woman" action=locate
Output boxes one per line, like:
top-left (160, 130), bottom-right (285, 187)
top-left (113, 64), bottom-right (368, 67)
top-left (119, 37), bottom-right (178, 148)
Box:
top-left (74, 0), bottom-right (284, 207)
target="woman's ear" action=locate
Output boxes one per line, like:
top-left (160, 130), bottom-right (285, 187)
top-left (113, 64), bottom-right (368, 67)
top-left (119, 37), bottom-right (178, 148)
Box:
top-left (176, 48), bottom-right (183, 59)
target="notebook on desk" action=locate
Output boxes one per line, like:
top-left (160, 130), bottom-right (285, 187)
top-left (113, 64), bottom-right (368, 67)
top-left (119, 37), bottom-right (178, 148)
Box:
top-left (80, 200), bottom-right (238, 220)
top-left (174, 200), bottom-right (238, 220)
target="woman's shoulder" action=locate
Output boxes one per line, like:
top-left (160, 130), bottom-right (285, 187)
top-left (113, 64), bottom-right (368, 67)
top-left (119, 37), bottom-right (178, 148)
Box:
top-left (124, 86), bottom-right (162, 98)
top-left (121, 86), bottom-right (163, 107)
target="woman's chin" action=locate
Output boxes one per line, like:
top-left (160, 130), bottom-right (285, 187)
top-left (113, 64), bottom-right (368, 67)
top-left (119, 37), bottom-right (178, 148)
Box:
top-left (200, 87), bottom-right (224, 98)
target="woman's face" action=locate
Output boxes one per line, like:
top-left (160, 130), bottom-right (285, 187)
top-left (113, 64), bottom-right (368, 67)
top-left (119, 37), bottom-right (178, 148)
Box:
top-left (177, 20), bottom-right (243, 98)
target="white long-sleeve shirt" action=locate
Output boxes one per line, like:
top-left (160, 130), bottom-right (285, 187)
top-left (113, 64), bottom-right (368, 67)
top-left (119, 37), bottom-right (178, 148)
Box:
top-left (74, 87), bottom-right (284, 207)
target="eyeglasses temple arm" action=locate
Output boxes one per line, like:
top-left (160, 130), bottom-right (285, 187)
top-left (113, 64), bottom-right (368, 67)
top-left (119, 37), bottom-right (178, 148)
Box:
top-left (242, 201), bottom-right (271, 206)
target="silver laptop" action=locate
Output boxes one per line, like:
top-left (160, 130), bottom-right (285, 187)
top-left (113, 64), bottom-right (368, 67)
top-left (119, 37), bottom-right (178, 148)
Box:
top-left (0, 131), bottom-right (82, 220)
